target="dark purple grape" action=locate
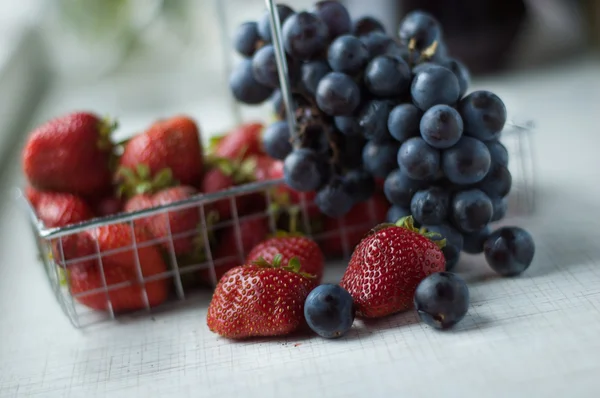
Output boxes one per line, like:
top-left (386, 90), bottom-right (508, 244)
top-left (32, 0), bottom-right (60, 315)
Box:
top-left (458, 91), bottom-right (507, 141)
top-left (383, 168), bottom-right (427, 208)
top-left (490, 196), bottom-right (508, 222)
top-left (327, 35), bottom-right (370, 75)
top-left (257, 4), bottom-right (295, 42)
top-left (411, 186), bottom-right (450, 226)
top-left (233, 22), bottom-right (261, 58)
top-left (411, 64), bottom-right (460, 111)
top-left (334, 116), bottom-right (361, 137)
top-left (283, 11), bottom-right (329, 60)
top-left (230, 59), bottom-right (273, 105)
top-left (315, 177), bottom-right (355, 218)
top-left (358, 100), bottom-right (395, 143)
top-left (414, 272), bottom-right (469, 330)
top-left (343, 169), bottom-right (375, 203)
top-left (312, 0), bottom-right (352, 39)
top-left (316, 72), bottom-right (360, 116)
top-left (284, 148), bottom-right (326, 192)
top-left (485, 140), bottom-right (509, 167)
top-left (420, 104), bottom-right (464, 149)
top-left (398, 10), bottom-right (441, 51)
top-left (387, 205), bottom-right (412, 223)
top-left (388, 103), bottom-right (422, 143)
top-left (484, 227), bottom-right (535, 277)
top-left (451, 189), bottom-right (493, 233)
top-left (300, 60), bottom-right (331, 96)
top-left (364, 55), bottom-right (411, 98)
top-left (477, 165), bottom-right (512, 198)
top-left (353, 16), bottom-right (385, 37)
top-left (360, 31), bottom-right (401, 58)
top-left (462, 226), bottom-right (490, 254)
top-left (262, 121), bottom-right (292, 160)
top-left (440, 57), bottom-right (470, 98)
top-left (397, 137), bottom-right (440, 181)
top-left (251, 45), bottom-right (281, 88)
top-left (442, 136), bottom-right (491, 185)
top-left (362, 140), bottom-right (399, 179)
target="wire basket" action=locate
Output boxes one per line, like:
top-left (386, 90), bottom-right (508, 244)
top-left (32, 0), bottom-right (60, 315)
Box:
top-left (18, 0), bottom-right (536, 328)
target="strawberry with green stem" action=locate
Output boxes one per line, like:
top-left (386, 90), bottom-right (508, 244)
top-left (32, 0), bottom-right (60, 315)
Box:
top-left (209, 122), bottom-right (265, 161)
top-left (22, 112), bottom-right (117, 196)
top-left (340, 216), bottom-right (447, 318)
top-left (206, 254), bottom-right (315, 339)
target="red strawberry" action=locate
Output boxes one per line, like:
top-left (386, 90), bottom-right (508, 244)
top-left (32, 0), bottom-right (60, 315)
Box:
top-left (206, 257), bottom-right (314, 339)
top-left (25, 186), bottom-right (42, 207)
top-left (246, 234), bottom-right (324, 283)
top-left (339, 216), bottom-right (446, 318)
top-left (91, 196), bottom-right (123, 217)
top-left (22, 112), bottom-right (115, 196)
top-left (200, 157), bottom-right (255, 220)
top-left (69, 224), bottom-right (169, 312)
top-left (119, 115), bottom-right (203, 186)
top-left (211, 122), bottom-right (264, 160)
top-left (320, 193), bottom-right (390, 257)
top-left (200, 217), bottom-right (270, 284)
top-left (32, 190), bottom-right (94, 228)
top-left (124, 186), bottom-right (200, 256)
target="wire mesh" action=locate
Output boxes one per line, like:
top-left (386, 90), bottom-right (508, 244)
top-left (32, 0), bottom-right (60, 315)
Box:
top-left (17, 0), bottom-right (537, 327)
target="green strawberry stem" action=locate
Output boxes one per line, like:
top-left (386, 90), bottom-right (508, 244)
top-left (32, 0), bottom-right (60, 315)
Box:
top-left (97, 116), bottom-right (119, 151)
top-left (205, 155), bottom-right (256, 184)
top-left (116, 165), bottom-right (176, 198)
top-left (395, 216), bottom-right (447, 249)
top-left (252, 255), bottom-right (314, 279)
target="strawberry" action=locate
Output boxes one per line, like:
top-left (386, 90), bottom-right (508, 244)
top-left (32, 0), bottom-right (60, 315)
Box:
top-left (91, 196), bottom-right (123, 217)
top-left (210, 122), bottom-right (264, 160)
top-left (206, 256), bottom-right (314, 339)
top-left (69, 224), bottom-right (169, 312)
top-left (124, 185), bottom-right (200, 256)
top-left (320, 193), bottom-right (390, 257)
top-left (200, 217), bottom-right (270, 284)
top-left (31, 190), bottom-right (94, 228)
top-left (339, 216), bottom-right (446, 318)
top-left (246, 233), bottom-right (325, 283)
top-left (119, 115), bottom-right (203, 187)
top-left (22, 112), bottom-right (115, 196)
top-left (200, 157), bottom-right (256, 220)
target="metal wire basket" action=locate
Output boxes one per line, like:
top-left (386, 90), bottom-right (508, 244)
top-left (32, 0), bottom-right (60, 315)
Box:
top-left (18, 0), bottom-right (536, 328)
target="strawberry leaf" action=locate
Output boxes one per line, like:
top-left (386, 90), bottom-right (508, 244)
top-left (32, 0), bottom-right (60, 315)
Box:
top-left (271, 253), bottom-right (283, 267)
top-left (136, 164), bottom-right (151, 180)
top-left (395, 216), bottom-right (447, 249)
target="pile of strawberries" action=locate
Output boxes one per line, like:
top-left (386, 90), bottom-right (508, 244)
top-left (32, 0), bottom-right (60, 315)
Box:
top-left (21, 111), bottom-right (389, 314)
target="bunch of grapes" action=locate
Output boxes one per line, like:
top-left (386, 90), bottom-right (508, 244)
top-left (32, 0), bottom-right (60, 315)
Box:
top-left (230, 2), bottom-right (515, 269)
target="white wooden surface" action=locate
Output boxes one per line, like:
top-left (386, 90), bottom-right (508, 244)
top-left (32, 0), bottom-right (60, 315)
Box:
top-left (1, 57), bottom-right (600, 397)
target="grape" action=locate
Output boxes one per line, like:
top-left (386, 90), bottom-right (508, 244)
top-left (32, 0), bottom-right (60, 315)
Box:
top-left (316, 72), bottom-right (360, 116)
top-left (234, 22), bottom-right (261, 58)
top-left (257, 4), bottom-right (295, 42)
top-left (302, 124), bottom-right (330, 156)
top-left (462, 226), bottom-right (490, 254)
top-left (300, 60), bottom-right (331, 96)
top-left (387, 205), bottom-right (411, 223)
top-left (411, 61), bottom-right (437, 77)
top-left (360, 31), bottom-right (402, 58)
top-left (334, 116), bottom-right (361, 137)
top-left (477, 165), bottom-right (512, 198)
top-left (315, 177), bottom-right (354, 218)
top-left (362, 140), bottom-right (399, 179)
top-left (364, 55), bottom-right (411, 98)
top-left (388, 103), bottom-right (422, 143)
top-left (358, 100), bottom-right (395, 143)
top-left (283, 148), bottom-right (326, 192)
top-left (490, 196), bottom-right (508, 222)
top-left (397, 137), bottom-right (440, 181)
top-left (398, 10), bottom-right (441, 51)
top-left (458, 91), bottom-right (507, 141)
top-left (411, 64), bottom-right (460, 111)
top-left (423, 223), bottom-right (464, 271)
top-left (229, 59), bottom-right (273, 105)
top-left (419, 104), bottom-right (463, 149)
top-left (440, 57), bottom-right (470, 98)
top-left (312, 0), bottom-right (352, 39)
top-left (451, 189), bottom-right (493, 233)
top-left (484, 227), bottom-right (535, 277)
top-left (283, 12), bottom-right (329, 60)
top-left (383, 168), bottom-right (427, 207)
top-left (272, 90), bottom-right (284, 117)
top-left (353, 16), bottom-right (385, 37)
top-left (411, 186), bottom-right (449, 225)
top-left (442, 136), bottom-right (491, 185)
top-left (485, 140), bottom-right (509, 167)
top-left (251, 45), bottom-right (281, 88)
top-left (343, 169), bottom-right (375, 203)
top-left (327, 35), bottom-right (370, 75)
top-left (262, 121), bottom-right (292, 160)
